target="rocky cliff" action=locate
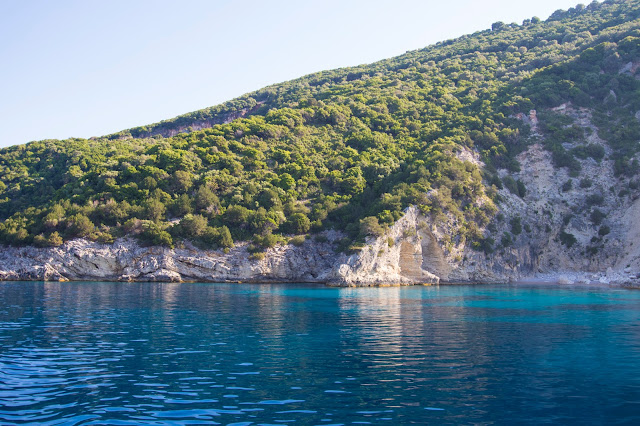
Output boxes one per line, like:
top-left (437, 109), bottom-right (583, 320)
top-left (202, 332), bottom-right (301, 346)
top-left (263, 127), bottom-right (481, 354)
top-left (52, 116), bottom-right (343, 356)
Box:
top-left (0, 219), bottom-right (443, 286)
top-left (0, 197), bottom-right (638, 287)
top-left (1, 104), bottom-right (639, 287)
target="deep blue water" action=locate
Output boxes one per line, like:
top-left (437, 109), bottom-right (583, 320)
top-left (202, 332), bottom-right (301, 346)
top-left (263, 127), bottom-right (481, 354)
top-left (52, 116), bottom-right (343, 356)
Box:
top-left (1, 282), bottom-right (640, 425)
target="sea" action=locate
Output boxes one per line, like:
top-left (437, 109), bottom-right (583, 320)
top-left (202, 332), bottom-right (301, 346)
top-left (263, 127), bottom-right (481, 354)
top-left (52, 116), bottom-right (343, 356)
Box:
top-left (1, 281), bottom-right (639, 424)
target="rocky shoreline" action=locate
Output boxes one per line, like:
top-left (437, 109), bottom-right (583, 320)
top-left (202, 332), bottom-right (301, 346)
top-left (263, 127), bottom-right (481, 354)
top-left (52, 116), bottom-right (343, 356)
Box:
top-left (1, 205), bottom-right (637, 288)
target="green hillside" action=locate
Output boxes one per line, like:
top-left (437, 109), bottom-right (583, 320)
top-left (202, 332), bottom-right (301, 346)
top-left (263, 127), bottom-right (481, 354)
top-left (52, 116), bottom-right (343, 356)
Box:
top-left (1, 0), bottom-right (639, 254)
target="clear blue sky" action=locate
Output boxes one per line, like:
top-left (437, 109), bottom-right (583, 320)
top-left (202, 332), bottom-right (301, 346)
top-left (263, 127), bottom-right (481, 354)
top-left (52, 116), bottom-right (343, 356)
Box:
top-left (0, 0), bottom-right (586, 148)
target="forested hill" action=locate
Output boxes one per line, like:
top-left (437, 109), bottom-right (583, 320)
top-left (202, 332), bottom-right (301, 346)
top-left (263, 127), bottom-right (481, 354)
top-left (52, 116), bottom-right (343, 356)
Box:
top-left (1, 0), bottom-right (640, 255)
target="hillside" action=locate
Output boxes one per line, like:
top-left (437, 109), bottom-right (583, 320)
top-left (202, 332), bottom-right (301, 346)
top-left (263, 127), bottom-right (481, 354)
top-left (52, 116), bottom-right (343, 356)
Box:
top-left (1, 0), bottom-right (640, 285)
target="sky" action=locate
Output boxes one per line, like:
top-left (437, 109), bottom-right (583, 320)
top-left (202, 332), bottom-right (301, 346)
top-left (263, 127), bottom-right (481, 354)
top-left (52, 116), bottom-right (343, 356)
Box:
top-left (0, 0), bottom-right (587, 148)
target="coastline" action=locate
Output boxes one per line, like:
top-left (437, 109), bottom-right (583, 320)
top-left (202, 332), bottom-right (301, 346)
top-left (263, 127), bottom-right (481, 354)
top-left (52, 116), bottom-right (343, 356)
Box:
top-left (1, 275), bottom-right (637, 290)
top-left (1, 225), bottom-right (638, 288)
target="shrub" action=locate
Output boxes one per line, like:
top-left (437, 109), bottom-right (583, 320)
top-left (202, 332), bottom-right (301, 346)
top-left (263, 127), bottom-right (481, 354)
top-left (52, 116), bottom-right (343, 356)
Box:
top-left (140, 222), bottom-right (173, 247)
top-left (225, 205), bottom-right (251, 226)
top-left (218, 226), bottom-right (234, 248)
top-left (563, 214), bottom-right (573, 226)
top-left (585, 194), bottom-right (604, 207)
top-left (503, 176), bottom-right (526, 198)
top-left (559, 231), bottom-right (577, 248)
top-left (502, 176), bottom-right (518, 195)
top-left (580, 178), bottom-right (593, 188)
top-left (510, 217), bottom-right (522, 235)
top-left (47, 231), bottom-right (64, 247)
top-left (97, 232), bottom-right (115, 244)
top-left (201, 225), bottom-right (234, 249)
top-left (170, 194), bottom-right (193, 216)
top-left (143, 199), bottom-right (166, 222)
top-left (249, 252), bottom-right (265, 261)
top-left (277, 173), bottom-right (296, 191)
top-left (195, 185), bottom-right (220, 212)
top-left (590, 209), bottom-right (606, 225)
top-left (359, 216), bottom-right (384, 237)
top-left (549, 145), bottom-right (581, 175)
top-left (33, 235), bottom-right (48, 248)
top-left (314, 234), bottom-right (328, 243)
top-left (571, 144), bottom-right (605, 161)
top-left (253, 232), bottom-right (279, 249)
top-left (517, 180), bottom-right (527, 198)
top-left (501, 232), bottom-right (512, 247)
top-left (290, 235), bottom-right (306, 246)
top-left (472, 237), bottom-right (495, 254)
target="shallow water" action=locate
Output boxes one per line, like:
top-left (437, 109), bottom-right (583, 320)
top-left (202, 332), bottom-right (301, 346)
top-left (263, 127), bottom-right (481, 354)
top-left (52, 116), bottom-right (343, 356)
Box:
top-left (1, 282), bottom-right (640, 424)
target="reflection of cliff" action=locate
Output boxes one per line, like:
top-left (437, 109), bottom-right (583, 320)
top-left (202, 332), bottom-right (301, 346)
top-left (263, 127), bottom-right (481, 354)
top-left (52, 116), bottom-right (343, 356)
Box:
top-left (254, 285), bottom-right (286, 340)
top-left (334, 287), bottom-right (516, 401)
top-left (161, 282), bottom-right (179, 307)
top-left (338, 288), bottom-right (414, 369)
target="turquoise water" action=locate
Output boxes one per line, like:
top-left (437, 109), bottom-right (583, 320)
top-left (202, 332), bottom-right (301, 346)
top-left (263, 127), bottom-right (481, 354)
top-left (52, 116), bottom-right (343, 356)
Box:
top-left (1, 282), bottom-right (640, 424)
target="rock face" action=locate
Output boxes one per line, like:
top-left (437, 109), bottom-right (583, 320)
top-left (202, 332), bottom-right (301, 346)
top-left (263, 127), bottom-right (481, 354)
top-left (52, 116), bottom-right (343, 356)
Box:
top-left (1, 105), bottom-right (639, 287)
top-left (0, 199), bottom-right (637, 287)
top-left (0, 220), bottom-right (441, 286)
top-left (0, 236), bottom-right (337, 284)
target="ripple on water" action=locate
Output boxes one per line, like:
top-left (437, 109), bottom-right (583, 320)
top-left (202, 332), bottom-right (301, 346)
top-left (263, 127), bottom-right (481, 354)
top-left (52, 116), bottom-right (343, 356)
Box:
top-left (256, 399), bottom-right (305, 405)
top-left (1, 282), bottom-right (640, 424)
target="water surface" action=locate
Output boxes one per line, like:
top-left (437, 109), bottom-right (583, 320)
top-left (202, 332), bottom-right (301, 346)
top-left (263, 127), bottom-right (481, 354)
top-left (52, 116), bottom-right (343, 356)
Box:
top-left (1, 282), bottom-right (639, 424)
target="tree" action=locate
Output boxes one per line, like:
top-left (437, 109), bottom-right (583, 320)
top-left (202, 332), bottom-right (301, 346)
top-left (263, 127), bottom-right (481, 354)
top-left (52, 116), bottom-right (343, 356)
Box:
top-left (44, 204), bottom-right (66, 228)
top-left (560, 231), bottom-right (577, 248)
top-left (47, 231), bottom-right (64, 247)
top-left (143, 199), bottom-right (166, 222)
top-left (170, 193), bottom-right (193, 216)
top-left (277, 173), bottom-right (296, 191)
top-left (510, 217), bottom-right (522, 235)
top-left (492, 21), bottom-right (506, 31)
top-left (201, 225), bottom-right (234, 249)
top-left (140, 222), bottom-right (173, 247)
top-left (360, 216), bottom-right (384, 237)
top-left (141, 176), bottom-right (157, 190)
top-left (284, 213), bottom-right (310, 234)
top-left (218, 226), bottom-right (234, 248)
top-left (171, 170), bottom-right (193, 193)
top-left (257, 188), bottom-right (282, 210)
top-left (66, 214), bottom-right (95, 238)
top-left (225, 205), bottom-right (250, 226)
top-left (180, 214), bottom-right (208, 238)
top-left (195, 185), bottom-right (220, 212)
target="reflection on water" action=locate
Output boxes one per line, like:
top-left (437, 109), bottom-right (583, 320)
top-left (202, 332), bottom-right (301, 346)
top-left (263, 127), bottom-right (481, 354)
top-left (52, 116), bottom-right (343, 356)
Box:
top-left (1, 282), bottom-right (640, 424)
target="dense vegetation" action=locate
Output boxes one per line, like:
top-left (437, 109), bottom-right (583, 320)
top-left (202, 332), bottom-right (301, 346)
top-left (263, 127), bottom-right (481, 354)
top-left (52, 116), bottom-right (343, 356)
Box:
top-left (1, 0), bottom-right (640, 253)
